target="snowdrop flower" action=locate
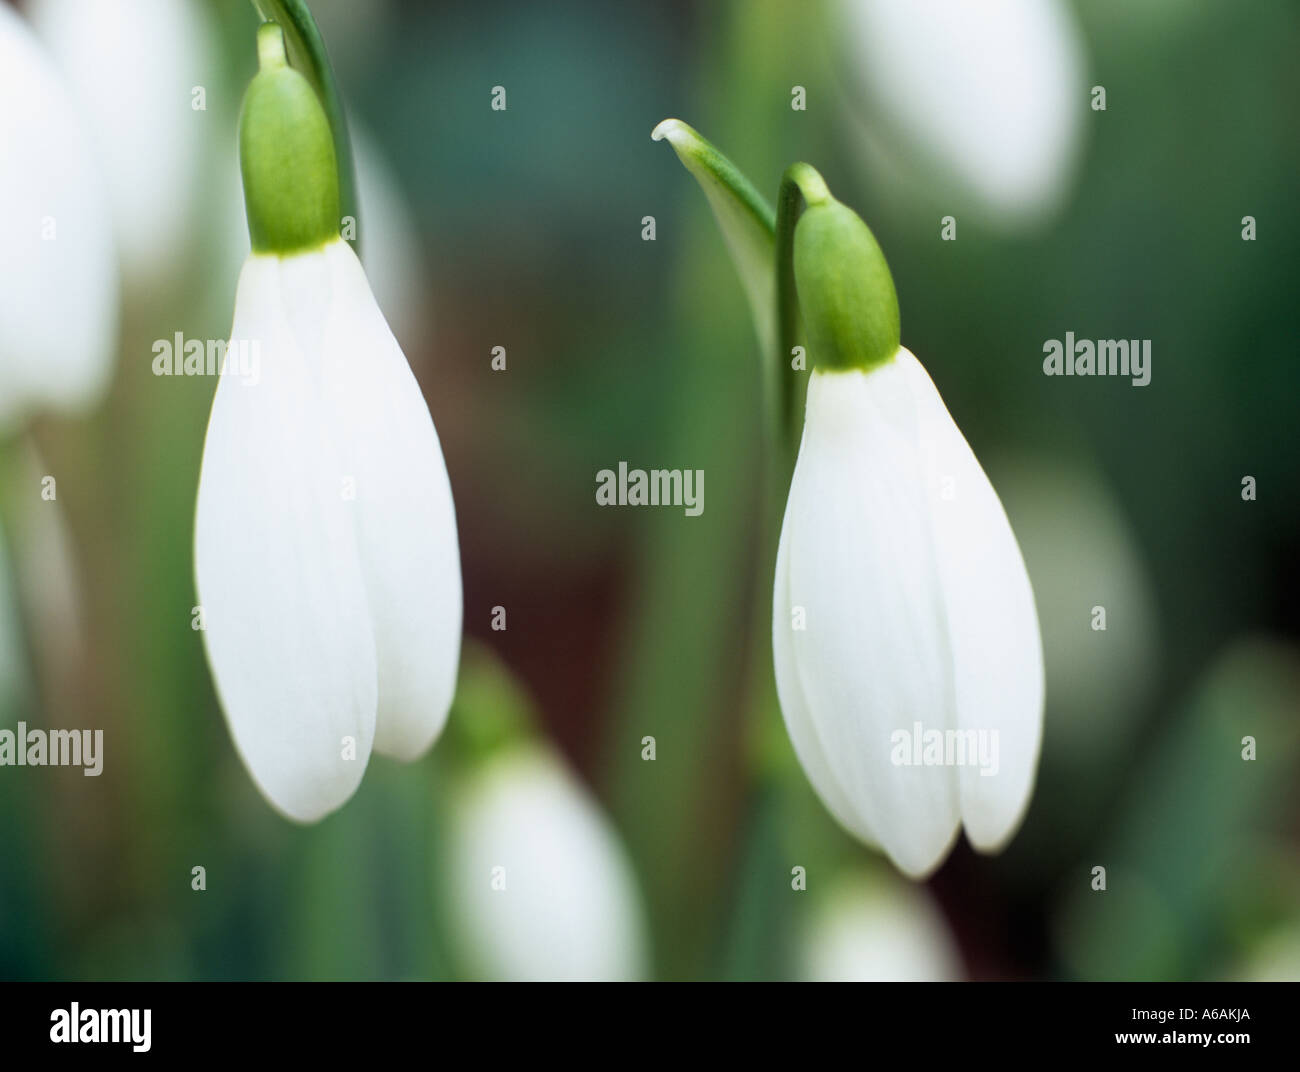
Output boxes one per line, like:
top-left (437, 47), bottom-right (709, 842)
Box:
top-left (28, 0), bottom-right (216, 289)
top-left (801, 872), bottom-right (962, 982)
top-left (0, 2), bottom-right (118, 432)
top-left (838, 0), bottom-right (1085, 222)
top-left (773, 169), bottom-right (1043, 877)
top-left (446, 746), bottom-right (648, 981)
top-left (195, 24), bottom-right (461, 822)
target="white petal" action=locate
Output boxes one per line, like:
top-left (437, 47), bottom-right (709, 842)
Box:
top-left (29, 0), bottom-right (215, 286)
top-left (446, 747), bottom-right (648, 981)
top-left (783, 363), bottom-right (960, 877)
top-left (195, 252), bottom-right (378, 823)
top-left (842, 0), bottom-right (1084, 218)
top-left (0, 4), bottom-right (117, 430)
top-left (772, 520), bottom-right (881, 849)
top-left (319, 240), bottom-right (461, 761)
top-left (898, 349), bottom-right (1043, 850)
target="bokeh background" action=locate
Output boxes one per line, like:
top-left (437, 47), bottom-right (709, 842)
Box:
top-left (1, 0), bottom-right (1297, 981)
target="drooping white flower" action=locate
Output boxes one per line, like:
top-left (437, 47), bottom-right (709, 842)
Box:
top-left (28, 0), bottom-right (218, 289)
top-left (801, 872), bottom-right (963, 982)
top-left (774, 354), bottom-right (1043, 877)
top-left (772, 174), bottom-right (1043, 878)
top-left (445, 747), bottom-right (648, 981)
top-left (839, 0), bottom-right (1085, 222)
top-left (194, 23), bottom-right (461, 822)
top-left (0, 3), bottom-right (118, 432)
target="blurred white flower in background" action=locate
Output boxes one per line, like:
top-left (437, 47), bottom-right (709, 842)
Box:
top-left (445, 747), bottom-right (649, 981)
top-left (1234, 924), bottom-right (1300, 982)
top-left (29, 0), bottom-right (218, 290)
top-left (801, 871), bottom-right (963, 981)
top-left (837, 0), bottom-right (1086, 224)
top-left (0, 2), bottom-right (118, 432)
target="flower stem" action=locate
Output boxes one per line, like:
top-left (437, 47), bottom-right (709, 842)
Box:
top-left (774, 163), bottom-right (832, 460)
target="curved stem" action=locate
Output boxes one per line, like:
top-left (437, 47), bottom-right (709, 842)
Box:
top-left (251, 0), bottom-right (359, 253)
top-left (775, 164), bottom-right (826, 467)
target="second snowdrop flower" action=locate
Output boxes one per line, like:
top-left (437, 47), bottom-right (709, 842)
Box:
top-left (195, 24), bottom-right (461, 822)
top-left (774, 168), bottom-right (1043, 877)
top-left (0, 3), bottom-right (117, 432)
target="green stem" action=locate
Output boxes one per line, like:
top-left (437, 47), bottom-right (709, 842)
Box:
top-left (775, 163), bottom-right (829, 462)
top-left (251, 0), bottom-right (358, 253)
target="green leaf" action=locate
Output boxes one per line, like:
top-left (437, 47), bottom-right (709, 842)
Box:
top-left (652, 119), bottom-right (777, 359)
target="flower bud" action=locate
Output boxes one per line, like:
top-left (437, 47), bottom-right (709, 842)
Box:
top-left (791, 168), bottom-right (899, 373)
top-left (239, 22), bottom-right (339, 254)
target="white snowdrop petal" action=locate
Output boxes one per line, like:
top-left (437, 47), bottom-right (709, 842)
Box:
top-left (844, 0), bottom-right (1083, 217)
top-left (195, 252), bottom-right (378, 823)
top-left (447, 749), bottom-right (648, 982)
top-left (0, 4), bottom-right (117, 429)
top-left (785, 364), bottom-right (960, 877)
top-left (898, 350), bottom-right (1044, 850)
top-left (772, 508), bottom-right (881, 850)
top-left (320, 240), bottom-right (461, 761)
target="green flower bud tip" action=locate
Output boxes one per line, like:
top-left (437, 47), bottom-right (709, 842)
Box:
top-left (789, 164), bottom-right (900, 373)
top-left (239, 22), bottom-right (340, 256)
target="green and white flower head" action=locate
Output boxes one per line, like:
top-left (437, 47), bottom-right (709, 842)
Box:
top-left (774, 169), bottom-right (1044, 878)
top-left (225, 120), bottom-right (431, 354)
top-left (446, 745), bottom-right (648, 982)
top-left (0, 2), bottom-right (118, 432)
top-left (195, 23), bottom-right (461, 822)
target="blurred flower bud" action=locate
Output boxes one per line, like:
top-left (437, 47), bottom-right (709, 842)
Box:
top-left (445, 746), bottom-right (648, 981)
top-left (801, 871), bottom-right (963, 981)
